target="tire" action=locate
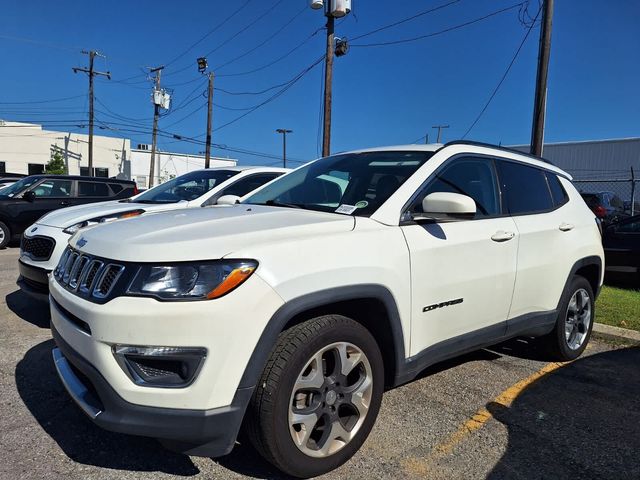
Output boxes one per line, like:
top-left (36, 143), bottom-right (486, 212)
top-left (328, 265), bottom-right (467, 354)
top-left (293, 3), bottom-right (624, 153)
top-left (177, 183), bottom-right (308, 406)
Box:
top-left (0, 221), bottom-right (10, 249)
top-left (246, 315), bottom-right (384, 478)
top-left (539, 275), bottom-right (595, 361)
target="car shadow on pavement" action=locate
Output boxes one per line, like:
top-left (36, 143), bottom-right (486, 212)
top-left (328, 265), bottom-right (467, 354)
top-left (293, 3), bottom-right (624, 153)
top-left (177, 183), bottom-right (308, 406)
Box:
top-left (6, 289), bottom-right (50, 328)
top-left (487, 346), bottom-right (640, 479)
top-left (16, 339), bottom-right (200, 476)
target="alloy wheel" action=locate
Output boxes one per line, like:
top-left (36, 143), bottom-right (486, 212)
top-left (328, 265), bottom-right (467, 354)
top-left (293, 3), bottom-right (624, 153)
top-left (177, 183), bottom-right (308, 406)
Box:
top-left (565, 288), bottom-right (592, 350)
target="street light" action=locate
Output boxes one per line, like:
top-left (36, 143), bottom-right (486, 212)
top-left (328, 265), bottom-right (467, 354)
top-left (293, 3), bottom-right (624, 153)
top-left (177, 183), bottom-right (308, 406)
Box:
top-left (276, 129), bottom-right (292, 168)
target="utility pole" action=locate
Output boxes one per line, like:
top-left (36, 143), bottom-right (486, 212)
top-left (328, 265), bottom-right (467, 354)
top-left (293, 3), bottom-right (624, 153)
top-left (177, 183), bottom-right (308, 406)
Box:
top-left (322, 15), bottom-right (335, 157)
top-left (530, 0), bottom-right (554, 156)
top-left (148, 66), bottom-right (164, 188)
top-left (425, 133), bottom-right (429, 144)
top-left (432, 125), bottom-right (450, 143)
top-left (276, 129), bottom-right (292, 168)
top-left (73, 50), bottom-right (110, 176)
top-left (205, 72), bottom-right (214, 168)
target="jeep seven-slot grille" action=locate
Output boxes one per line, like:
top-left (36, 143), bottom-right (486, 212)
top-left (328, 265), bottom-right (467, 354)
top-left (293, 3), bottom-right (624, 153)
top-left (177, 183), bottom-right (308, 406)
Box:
top-left (21, 236), bottom-right (56, 261)
top-left (54, 247), bottom-right (125, 299)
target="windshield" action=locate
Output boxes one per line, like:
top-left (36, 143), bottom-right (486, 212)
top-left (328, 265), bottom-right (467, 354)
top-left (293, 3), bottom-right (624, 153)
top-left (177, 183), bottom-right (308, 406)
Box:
top-left (132, 170), bottom-right (239, 204)
top-left (0, 176), bottom-right (40, 198)
top-left (244, 151), bottom-right (433, 216)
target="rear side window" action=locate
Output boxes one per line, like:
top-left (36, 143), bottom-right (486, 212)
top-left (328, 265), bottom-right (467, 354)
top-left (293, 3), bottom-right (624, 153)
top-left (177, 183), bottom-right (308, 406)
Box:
top-left (78, 181), bottom-right (109, 197)
top-left (109, 183), bottom-right (124, 194)
top-left (498, 161), bottom-right (553, 215)
top-left (546, 172), bottom-right (568, 207)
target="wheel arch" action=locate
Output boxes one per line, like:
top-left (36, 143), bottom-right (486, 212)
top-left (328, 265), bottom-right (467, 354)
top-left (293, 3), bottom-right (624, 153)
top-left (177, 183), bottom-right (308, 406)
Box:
top-left (238, 284), bottom-right (407, 391)
top-left (565, 256), bottom-right (603, 302)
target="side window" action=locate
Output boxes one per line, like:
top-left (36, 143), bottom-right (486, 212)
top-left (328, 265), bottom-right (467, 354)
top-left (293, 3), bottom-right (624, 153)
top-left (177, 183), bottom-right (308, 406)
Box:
top-left (78, 181), bottom-right (109, 197)
top-left (546, 172), bottom-right (568, 207)
top-left (109, 183), bottom-right (124, 194)
top-left (617, 219), bottom-right (640, 233)
top-left (498, 161), bottom-right (553, 215)
top-left (32, 179), bottom-right (72, 197)
top-left (219, 173), bottom-right (282, 198)
top-left (414, 157), bottom-right (500, 218)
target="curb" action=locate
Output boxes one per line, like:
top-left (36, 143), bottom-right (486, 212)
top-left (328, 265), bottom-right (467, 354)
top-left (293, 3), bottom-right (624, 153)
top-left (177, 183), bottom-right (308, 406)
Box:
top-left (593, 322), bottom-right (640, 345)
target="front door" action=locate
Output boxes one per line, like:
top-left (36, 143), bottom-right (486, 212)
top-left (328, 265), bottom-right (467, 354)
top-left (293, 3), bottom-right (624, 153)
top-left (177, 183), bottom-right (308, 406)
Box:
top-left (15, 178), bottom-right (74, 231)
top-left (401, 156), bottom-right (518, 357)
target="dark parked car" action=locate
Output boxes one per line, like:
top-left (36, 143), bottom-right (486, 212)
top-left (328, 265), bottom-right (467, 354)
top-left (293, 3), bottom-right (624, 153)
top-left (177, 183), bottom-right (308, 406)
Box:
top-left (581, 191), bottom-right (626, 223)
top-left (603, 214), bottom-right (640, 284)
top-left (0, 173), bottom-right (26, 190)
top-left (0, 175), bottom-right (137, 248)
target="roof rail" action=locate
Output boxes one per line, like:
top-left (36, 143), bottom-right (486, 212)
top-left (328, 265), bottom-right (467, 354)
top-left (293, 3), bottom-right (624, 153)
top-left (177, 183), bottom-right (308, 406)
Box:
top-left (440, 140), bottom-right (554, 165)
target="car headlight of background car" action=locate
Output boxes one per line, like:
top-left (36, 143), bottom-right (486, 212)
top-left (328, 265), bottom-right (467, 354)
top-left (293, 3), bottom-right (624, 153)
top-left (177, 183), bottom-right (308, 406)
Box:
top-left (127, 260), bottom-right (258, 300)
top-left (63, 209), bottom-right (145, 235)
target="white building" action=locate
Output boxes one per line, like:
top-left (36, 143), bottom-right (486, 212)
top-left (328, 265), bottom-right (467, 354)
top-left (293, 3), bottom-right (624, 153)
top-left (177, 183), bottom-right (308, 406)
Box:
top-left (0, 120), bottom-right (129, 178)
top-left (130, 145), bottom-right (237, 189)
top-left (0, 121), bottom-right (237, 187)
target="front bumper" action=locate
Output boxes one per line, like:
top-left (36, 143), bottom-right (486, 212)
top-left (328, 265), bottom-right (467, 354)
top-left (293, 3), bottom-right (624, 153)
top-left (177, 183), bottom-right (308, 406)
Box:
top-left (18, 259), bottom-right (50, 298)
top-left (51, 324), bottom-right (251, 456)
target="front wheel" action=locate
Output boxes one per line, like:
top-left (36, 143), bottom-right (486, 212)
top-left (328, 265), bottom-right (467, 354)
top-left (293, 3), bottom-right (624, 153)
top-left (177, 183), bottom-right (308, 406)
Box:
top-left (246, 315), bottom-right (384, 478)
top-left (540, 275), bottom-right (595, 361)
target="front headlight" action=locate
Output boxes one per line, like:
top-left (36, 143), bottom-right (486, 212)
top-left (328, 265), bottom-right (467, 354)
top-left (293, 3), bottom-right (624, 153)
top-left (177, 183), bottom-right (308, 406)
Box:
top-left (63, 209), bottom-right (145, 235)
top-left (126, 260), bottom-right (258, 300)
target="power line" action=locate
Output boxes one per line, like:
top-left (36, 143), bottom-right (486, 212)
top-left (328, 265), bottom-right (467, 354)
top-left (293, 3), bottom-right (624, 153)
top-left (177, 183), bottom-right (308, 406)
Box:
top-left (462, 5), bottom-right (541, 139)
top-left (350, 0), bottom-right (462, 42)
top-left (352, 3), bottom-right (524, 48)
top-left (214, 55), bottom-right (325, 132)
top-left (214, 4), bottom-right (308, 71)
top-left (0, 94), bottom-right (86, 105)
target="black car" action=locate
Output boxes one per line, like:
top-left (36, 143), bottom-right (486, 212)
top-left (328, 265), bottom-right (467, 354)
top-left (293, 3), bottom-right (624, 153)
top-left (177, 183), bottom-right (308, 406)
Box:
top-left (580, 191), bottom-right (626, 224)
top-left (0, 175), bottom-right (137, 248)
top-left (603, 214), bottom-right (640, 284)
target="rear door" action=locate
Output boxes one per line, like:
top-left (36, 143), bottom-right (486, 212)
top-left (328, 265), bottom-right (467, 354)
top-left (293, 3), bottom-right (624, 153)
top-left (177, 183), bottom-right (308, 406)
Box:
top-left (497, 161), bottom-right (575, 326)
top-left (76, 180), bottom-right (113, 206)
top-left (401, 156), bottom-right (518, 356)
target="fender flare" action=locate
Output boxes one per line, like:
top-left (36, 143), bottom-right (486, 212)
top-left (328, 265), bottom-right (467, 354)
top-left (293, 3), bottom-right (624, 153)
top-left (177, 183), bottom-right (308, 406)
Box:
top-left (560, 255), bottom-right (603, 304)
top-left (237, 284), bottom-right (407, 390)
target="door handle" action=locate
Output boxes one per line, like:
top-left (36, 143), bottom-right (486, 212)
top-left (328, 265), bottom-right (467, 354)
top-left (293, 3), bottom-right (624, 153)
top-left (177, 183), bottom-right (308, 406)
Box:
top-left (60, 201), bottom-right (69, 206)
top-left (559, 223), bottom-right (575, 232)
top-left (491, 230), bottom-right (515, 242)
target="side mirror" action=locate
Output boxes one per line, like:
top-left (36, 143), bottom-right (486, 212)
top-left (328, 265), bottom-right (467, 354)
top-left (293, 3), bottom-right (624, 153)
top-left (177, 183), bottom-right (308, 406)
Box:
top-left (23, 190), bottom-right (36, 202)
top-left (418, 192), bottom-right (476, 221)
top-left (216, 195), bottom-right (241, 205)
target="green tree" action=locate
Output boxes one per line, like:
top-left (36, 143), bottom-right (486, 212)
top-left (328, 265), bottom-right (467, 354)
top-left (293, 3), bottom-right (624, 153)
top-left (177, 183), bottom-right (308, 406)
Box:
top-left (46, 150), bottom-right (66, 175)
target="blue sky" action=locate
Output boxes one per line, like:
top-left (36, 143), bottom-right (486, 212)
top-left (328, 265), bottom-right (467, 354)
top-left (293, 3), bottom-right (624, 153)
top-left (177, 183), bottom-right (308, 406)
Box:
top-left (0, 0), bottom-right (638, 166)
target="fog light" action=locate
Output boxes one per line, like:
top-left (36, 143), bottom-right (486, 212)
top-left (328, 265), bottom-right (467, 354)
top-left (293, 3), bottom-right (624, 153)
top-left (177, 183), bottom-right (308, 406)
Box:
top-left (113, 345), bottom-right (207, 388)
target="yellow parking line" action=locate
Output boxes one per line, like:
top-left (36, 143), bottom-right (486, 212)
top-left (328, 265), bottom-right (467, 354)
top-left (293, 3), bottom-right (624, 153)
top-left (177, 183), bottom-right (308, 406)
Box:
top-left (402, 360), bottom-right (569, 476)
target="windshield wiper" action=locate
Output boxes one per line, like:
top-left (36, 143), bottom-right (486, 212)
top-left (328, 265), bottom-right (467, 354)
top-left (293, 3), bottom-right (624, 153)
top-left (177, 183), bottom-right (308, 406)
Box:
top-left (263, 200), bottom-right (303, 209)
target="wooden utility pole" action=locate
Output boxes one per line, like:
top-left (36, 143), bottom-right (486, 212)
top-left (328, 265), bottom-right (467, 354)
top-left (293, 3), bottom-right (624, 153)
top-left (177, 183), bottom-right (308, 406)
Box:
top-left (432, 125), bottom-right (450, 143)
top-left (530, 0), bottom-right (554, 156)
top-left (148, 66), bottom-right (164, 188)
top-left (276, 129), bottom-right (292, 168)
top-left (73, 50), bottom-right (110, 176)
top-left (205, 72), bottom-right (214, 168)
top-left (322, 15), bottom-right (335, 157)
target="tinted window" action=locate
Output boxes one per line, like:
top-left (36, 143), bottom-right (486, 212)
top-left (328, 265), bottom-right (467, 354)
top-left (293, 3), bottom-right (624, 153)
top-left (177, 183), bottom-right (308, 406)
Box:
top-left (109, 183), bottom-right (124, 194)
top-left (32, 179), bottom-right (72, 197)
top-left (78, 181), bottom-right (109, 197)
top-left (617, 218), bottom-right (640, 233)
top-left (414, 157), bottom-right (500, 217)
top-left (245, 151), bottom-right (434, 216)
top-left (0, 162), bottom-right (5, 173)
top-left (219, 173), bottom-right (282, 198)
top-left (546, 172), bottom-right (568, 207)
top-left (498, 161), bottom-right (553, 214)
top-left (28, 164), bottom-right (45, 175)
top-left (134, 169), bottom-right (239, 204)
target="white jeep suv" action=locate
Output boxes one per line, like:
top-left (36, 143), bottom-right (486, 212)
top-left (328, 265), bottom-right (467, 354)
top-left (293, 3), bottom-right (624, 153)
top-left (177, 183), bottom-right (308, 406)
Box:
top-left (18, 166), bottom-right (287, 295)
top-left (49, 142), bottom-right (603, 478)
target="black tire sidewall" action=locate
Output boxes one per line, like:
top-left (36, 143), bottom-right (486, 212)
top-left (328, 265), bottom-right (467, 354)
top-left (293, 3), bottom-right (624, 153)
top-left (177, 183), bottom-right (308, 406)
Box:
top-left (0, 222), bottom-right (10, 249)
top-left (554, 276), bottom-right (595, 360)
top-left (267, 318), bottom-right (384, 478)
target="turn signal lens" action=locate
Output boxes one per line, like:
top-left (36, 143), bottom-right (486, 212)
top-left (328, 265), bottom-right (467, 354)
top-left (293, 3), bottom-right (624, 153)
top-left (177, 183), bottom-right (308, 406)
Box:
top-left (207, 266), bottom-right (256, 299)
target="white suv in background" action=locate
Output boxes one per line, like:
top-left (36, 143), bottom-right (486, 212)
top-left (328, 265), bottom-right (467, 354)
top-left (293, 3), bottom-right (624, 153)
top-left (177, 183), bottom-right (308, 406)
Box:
top-left (18, 166), bottom-right (287, 294)
top-left (49, 142), bottom-right (603, 478)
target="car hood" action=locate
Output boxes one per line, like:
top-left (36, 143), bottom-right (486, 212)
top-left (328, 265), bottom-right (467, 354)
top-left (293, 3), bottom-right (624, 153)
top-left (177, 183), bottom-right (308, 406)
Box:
top-left (37, 200), bottom-right (185, 228)
top-left (69, 205), bottom-right (355, 262)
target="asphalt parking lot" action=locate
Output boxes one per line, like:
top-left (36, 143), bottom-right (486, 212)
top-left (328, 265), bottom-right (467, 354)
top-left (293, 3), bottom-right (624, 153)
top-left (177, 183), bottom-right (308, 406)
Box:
top-left (1, 246), bottom-right (638, 479)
